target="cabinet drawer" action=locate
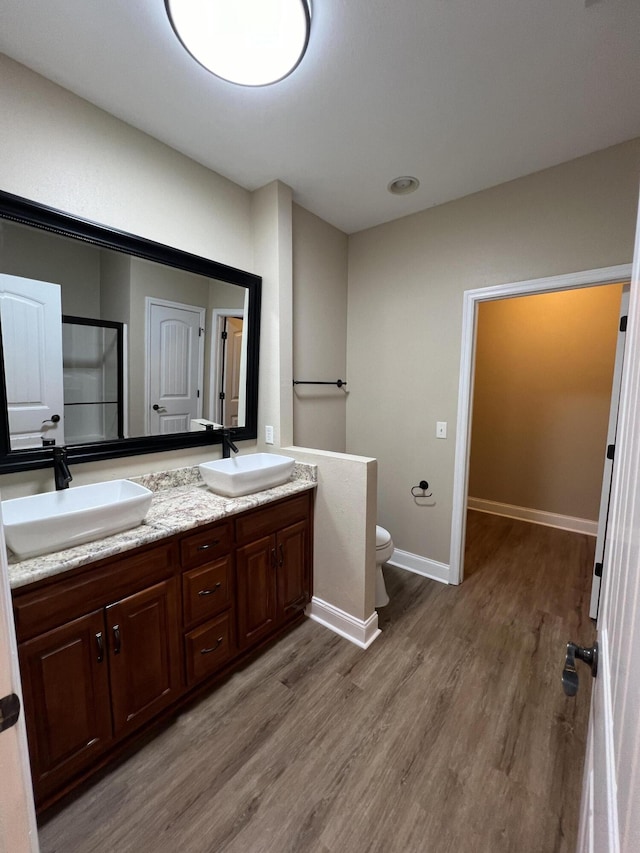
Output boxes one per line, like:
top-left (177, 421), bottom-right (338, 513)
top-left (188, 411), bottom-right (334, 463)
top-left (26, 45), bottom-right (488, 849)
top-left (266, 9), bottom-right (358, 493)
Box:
top-left (180, 522), bottom-right (231, 569)
top-left (182, 556), bottom-right (232, 628)
top-left (13, 542), bottom-right (176, 643)
top-left (184, 612), bottom-right (233, 686)
top-left (235, 493), bottom-right (311, 545)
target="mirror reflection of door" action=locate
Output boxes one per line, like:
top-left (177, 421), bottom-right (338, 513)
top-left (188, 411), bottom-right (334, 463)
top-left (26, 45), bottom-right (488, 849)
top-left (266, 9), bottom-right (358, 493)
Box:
top-left (223, 316), bottom-right (244, 427)
top-left (211, 310), bottom-right (244, 427)
top-left (146, 298), bottom-right (205, 435)
top-left (0, 274), bottom-right (65, 449)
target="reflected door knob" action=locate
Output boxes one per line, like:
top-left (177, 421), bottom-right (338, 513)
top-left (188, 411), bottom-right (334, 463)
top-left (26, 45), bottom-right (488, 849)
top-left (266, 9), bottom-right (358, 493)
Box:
top-left (42, 414), bottom-right (61, 425)
top-left (152, 404), bottom-right (166, 412)
top-left (562, 641), bottom-right (598, 696)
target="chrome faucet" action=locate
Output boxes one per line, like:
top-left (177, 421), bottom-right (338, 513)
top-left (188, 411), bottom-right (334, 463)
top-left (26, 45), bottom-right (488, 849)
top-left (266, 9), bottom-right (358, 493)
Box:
top-left (220, 428), bottom-right (239, 459)
top-left (53, 446), bottom-right (72, 490)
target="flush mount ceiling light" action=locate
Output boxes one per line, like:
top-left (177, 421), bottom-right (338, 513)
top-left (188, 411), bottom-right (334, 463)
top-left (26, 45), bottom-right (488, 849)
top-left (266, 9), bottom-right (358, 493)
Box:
top-left (166, 0), bottom-right (311, 87)
top-left (387, 176), bottom-right (420, 195)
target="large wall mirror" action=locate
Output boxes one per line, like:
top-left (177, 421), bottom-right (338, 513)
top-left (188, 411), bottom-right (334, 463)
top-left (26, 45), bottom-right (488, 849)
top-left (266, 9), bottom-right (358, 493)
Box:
top-left (0, 191), bottom-right (261, 474)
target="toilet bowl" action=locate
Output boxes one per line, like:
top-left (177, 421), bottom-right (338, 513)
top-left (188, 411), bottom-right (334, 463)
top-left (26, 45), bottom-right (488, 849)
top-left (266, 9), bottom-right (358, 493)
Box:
top-left (375, 525), bottom-right (393, 608)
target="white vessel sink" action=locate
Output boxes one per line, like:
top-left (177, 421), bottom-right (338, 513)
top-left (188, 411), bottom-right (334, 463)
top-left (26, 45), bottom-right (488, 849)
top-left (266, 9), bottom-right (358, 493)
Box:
top-left (199, 453), bottom-right (295, 497)
top-left (2, 480), bottom-right (153, 560)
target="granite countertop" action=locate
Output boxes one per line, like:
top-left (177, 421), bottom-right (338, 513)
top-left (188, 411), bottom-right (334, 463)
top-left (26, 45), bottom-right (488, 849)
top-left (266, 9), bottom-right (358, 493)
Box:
top-left (8, 461), bottom-right (317, 591)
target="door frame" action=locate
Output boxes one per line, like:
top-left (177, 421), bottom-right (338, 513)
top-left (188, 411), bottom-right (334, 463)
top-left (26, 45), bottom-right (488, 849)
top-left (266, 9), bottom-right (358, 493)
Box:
top-left (449, 263), bottom-right (633, 585)
top-left (209, 307), bottom-right (245, 424)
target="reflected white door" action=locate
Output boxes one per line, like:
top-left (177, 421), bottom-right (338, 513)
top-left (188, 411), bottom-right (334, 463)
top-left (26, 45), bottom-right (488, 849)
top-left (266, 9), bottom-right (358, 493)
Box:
top-left (146, 299), bottom-right (204, 435)
top-left (578, 199), bottom-right (640, 851)
top-left (0, 274), bottom-right (65, 448)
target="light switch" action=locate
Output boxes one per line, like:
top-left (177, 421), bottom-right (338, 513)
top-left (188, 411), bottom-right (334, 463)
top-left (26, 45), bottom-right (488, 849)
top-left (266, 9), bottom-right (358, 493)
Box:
top-left (436, 421), bottom-right (447, 439)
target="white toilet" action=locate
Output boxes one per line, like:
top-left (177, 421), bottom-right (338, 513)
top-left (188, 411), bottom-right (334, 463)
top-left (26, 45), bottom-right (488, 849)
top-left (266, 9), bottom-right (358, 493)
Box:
top-left (375, 525), bottom-right (393, 607)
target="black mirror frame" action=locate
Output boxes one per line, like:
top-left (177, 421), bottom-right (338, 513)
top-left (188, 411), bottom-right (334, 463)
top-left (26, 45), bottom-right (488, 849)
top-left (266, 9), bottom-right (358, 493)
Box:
top-left (0, 190), bottom-right (261, 474)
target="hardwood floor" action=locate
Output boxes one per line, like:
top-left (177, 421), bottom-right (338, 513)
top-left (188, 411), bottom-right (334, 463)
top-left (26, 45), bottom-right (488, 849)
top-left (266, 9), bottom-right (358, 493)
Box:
top-left (38, 511), bottom-right (596, 853)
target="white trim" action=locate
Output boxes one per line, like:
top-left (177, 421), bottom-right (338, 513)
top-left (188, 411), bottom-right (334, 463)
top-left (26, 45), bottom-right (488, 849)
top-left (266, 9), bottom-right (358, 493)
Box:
top-left (467, 498), bottom-right (598, 536)
top-left (598, 628), bottom-right (620, 853)
top-left (450, 263), bottom-right (633, 585)
top-left (387, 549), bottom-right (450, 584)
top-left (305, 597), bottom-right (381, 648)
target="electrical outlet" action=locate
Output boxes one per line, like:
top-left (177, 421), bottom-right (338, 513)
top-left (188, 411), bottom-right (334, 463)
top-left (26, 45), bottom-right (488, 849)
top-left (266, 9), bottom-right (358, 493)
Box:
top-left (265, 425), bottom-right (274, 445)
top-left (436, 421), bottom-right (447, 439)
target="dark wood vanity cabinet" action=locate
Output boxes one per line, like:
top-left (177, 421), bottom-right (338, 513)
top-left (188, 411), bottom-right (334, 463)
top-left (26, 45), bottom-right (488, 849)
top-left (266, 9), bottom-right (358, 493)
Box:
top-left (236, 493), bottom-right (312, 649)
top-left (106, 578), bottom-right (181, 736)
top-left (18, 609), bottom-right (113, 802)
top-left (13, 489), bottom-right (313, 811)
top-left (14, 542), bottom-right (181, 805)
top-left (180, 521), bottom-right (236, 688)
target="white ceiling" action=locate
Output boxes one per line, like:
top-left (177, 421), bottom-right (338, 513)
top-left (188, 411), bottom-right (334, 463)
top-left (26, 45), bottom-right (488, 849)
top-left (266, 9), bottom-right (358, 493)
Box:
top-left (1, 0), bottom-right (639, 234)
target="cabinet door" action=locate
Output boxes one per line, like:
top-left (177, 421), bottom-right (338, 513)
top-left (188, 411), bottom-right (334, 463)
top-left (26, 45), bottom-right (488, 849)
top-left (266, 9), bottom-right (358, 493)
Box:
top-left (236, 535), bottom-right (277, 649)
top-left (277, 519), bottom-right (310, 621)
top-left (18, 609), bottom-right (112, 802)
top-left (107, 578), bottom-right (181, 737)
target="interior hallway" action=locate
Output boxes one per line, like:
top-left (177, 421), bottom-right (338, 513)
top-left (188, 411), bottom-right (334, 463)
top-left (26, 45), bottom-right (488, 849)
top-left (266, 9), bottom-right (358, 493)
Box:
top-left (38, 511), bottom-right (595, 853)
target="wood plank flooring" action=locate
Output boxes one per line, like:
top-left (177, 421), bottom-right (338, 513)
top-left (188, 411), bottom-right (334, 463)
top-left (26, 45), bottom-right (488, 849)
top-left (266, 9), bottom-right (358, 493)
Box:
top-left (38, 511), bottom-right (596, 853)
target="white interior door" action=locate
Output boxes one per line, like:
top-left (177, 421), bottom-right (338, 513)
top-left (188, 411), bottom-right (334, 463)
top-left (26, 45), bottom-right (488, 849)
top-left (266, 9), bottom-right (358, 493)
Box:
top-left (146, 299), bottom-right (204, 435)
top-left (0, 499), bottom-right (39, 853)
top-left (578, 197), bottom-right (640, 852)
top-left (589, 286), bottom-right (630, 619)
top-left (0, 274), bottom-right (64, 448)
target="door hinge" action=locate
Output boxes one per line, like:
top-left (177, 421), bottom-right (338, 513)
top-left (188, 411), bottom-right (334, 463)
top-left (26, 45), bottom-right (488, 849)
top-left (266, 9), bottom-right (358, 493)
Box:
top-left (219, 392), bottom-right (225, 400)
top-left (197, 389), bottom-right (200, 398)
top-left (594, 562), bottom-right (603, 578)
top-left (221, 330), bottom-right (228, 340)
top-left (607, 444), bottom-right (615, 461)
top-left (0, 693), bottom-right (21, 733)
top-left (620, 315), bottom-right (628, 333)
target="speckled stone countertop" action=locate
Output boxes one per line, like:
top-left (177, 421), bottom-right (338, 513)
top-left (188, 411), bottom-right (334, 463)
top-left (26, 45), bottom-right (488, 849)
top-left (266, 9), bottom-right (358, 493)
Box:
top-left (8, 461), bottom-right (317, 591)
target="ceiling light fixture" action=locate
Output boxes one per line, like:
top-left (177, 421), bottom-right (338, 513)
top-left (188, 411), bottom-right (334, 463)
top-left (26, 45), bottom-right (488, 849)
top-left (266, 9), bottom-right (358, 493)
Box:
top-left (166, 0), bottom-right (311, 87)
top-left (388, 176), bottom-right (420, 195)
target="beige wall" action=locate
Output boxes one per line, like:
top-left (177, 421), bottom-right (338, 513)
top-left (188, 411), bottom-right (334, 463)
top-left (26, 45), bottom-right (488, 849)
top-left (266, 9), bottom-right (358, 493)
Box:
top-left (0, 54), bottom-right (258, 495)
top-left (0, 59), bottom-right (376, 639)
top-left (292, 204), bottom-right (348, 452)
top-left (469, 284), bottom-right (623, 520)
top-left (347, 138), bottom-right (640, 566)
top-left (0, 56), bottom-right (253, 272)
top-left (0, 220), bottom-right (101, 317)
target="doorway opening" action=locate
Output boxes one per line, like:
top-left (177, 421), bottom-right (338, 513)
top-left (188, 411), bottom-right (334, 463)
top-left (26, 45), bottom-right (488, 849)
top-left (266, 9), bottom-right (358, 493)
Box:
top-left (210, 308), bottom-right (245, 427)
top-left (449, 264), bottom-right (632, 594)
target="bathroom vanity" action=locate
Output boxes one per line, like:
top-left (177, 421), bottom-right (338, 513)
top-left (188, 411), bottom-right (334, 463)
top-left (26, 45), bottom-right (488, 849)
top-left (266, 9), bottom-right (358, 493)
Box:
top-left (8, 466), bottom-right (316, 812)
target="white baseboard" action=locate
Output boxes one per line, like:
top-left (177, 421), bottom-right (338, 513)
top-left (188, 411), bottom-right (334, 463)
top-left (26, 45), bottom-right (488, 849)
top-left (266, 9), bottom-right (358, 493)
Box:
top-left (305, 597), bottom-right (381, 649)
top-left (467, 497), bottom-right (598, 537)
top-left (386, 548), bottom-right (450, 584)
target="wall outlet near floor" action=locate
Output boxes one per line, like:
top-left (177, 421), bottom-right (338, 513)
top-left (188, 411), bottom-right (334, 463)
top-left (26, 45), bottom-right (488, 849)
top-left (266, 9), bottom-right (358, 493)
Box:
top-left (265, 425), bottom-right (274, 445)
top-left (436, 421), bottom-right (447, 439)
